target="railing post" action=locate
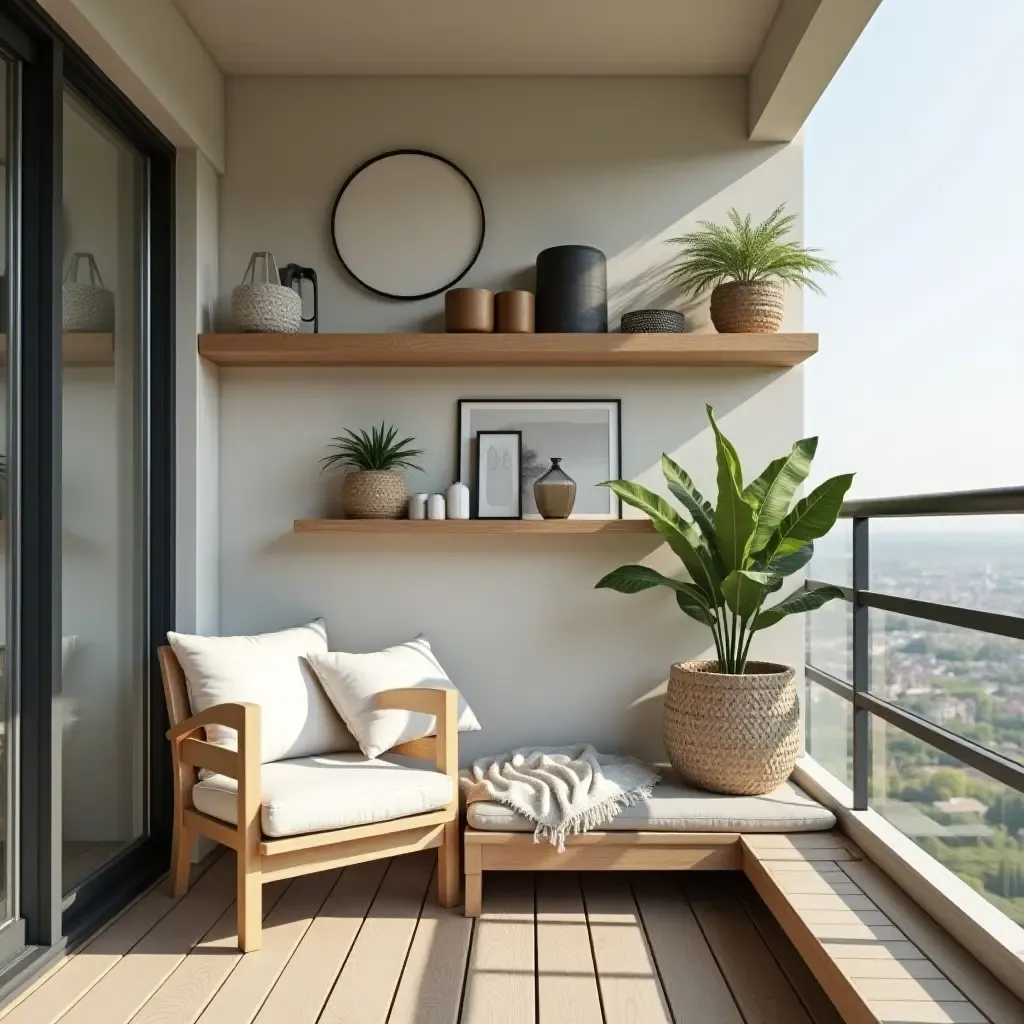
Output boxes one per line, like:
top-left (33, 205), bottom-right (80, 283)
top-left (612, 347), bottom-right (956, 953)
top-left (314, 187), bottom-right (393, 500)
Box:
top-left (852, 516), bottom-right (870, 810)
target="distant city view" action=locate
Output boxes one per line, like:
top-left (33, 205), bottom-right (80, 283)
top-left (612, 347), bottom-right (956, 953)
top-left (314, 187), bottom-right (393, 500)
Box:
top-left (807, 527), bottom-right (1024, 925)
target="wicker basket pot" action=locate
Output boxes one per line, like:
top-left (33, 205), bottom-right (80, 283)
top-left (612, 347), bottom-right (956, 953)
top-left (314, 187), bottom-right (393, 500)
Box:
top-left (341, 470), bottom-right (407, 519)
top-left (709, 280), bottom-right (785, 333)
top-left (663, 660), bottom-right (799, 795)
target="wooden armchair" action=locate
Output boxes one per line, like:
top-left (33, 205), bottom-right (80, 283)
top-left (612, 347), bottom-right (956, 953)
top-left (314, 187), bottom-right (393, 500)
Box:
top-left (158, 646), bottom-right (460, 952)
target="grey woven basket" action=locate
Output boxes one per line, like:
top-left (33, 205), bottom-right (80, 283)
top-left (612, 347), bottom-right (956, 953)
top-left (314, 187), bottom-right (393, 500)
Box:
top-left (663, 660), bottom-right (800, 795)
top-left (231, 251), bottom-right (302, 333)
top-left (620, 309), bottom-right (686, 333)
top-left (62, 253), bottom-right (114, 333)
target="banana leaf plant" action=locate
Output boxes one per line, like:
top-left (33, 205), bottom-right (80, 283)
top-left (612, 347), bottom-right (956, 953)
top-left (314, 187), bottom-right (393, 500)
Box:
top-left (596, 406), bottom-right (852, 675)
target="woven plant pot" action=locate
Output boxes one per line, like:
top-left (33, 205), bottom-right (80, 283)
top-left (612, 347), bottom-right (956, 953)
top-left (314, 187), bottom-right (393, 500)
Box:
top-left (663, 660), bottom-right (799, 795)
top-left (341, 470), bottom-right (407, 519)
top-left (709, 280), bottom-right (785, 333)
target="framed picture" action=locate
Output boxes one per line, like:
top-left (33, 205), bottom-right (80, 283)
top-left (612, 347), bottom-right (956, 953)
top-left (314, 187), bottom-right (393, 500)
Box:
top-left (475, 431), bottom-right (523, 519)
top-left (458, 400), bottom-right (621, 519)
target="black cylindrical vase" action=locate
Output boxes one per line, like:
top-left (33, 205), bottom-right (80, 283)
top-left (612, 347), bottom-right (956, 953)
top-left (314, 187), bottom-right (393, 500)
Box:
top-left (535, 245), bottom-right (608, 333)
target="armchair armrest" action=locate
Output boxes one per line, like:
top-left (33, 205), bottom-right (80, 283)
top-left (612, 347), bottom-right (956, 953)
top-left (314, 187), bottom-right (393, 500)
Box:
top-left (375, 687), bottom-right (459, 778)
top-left (375, 687), bottom-right (457, 720)
top-left (167, 702), bottom-right (261, 782)
top-left (167, 701), bottom-right (261, 742)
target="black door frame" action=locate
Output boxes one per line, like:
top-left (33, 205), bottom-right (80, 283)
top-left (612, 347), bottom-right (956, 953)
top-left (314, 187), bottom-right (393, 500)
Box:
top-left (0, 0), bottom-right (175, 990)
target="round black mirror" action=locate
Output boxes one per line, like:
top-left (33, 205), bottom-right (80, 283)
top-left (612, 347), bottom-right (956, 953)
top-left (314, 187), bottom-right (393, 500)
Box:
top-left (331, 149), bottom-right (485, 301)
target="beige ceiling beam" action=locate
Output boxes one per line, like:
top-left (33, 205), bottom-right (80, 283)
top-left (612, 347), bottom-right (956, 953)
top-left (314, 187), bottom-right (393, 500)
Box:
top-left (748, 0), bottom-right (880, 142)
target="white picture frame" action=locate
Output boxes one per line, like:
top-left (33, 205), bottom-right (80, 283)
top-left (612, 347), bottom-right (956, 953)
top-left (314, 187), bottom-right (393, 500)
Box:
top-left (458, 399), bottom-right (622, 519)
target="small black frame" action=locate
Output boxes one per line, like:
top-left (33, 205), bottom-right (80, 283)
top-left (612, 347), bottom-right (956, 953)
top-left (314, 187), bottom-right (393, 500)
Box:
top-left (474, 431), bottom-right (523, 520)
top-left (330, 148), bottom-right (485, 301)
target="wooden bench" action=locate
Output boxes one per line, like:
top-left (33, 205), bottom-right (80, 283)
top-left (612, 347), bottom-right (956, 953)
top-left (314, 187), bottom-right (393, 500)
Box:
top-left (743, 832), bottom-right (1024, 1024)
top-left (464, 826), bottom-right (1024, 1023)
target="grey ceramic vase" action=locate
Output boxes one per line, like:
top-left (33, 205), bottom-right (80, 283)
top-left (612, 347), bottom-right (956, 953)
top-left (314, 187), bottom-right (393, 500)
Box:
top-left (534, 458), bottom-right (577, 518)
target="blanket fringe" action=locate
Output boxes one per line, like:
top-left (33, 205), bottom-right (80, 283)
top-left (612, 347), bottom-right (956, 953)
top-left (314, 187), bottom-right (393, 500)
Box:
top-left (479, 780), bottom-right (658, 854)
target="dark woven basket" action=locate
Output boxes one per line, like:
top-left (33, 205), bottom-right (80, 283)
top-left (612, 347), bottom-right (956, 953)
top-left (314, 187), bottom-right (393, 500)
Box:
top-left (620, 309), bottom-right (686, 333)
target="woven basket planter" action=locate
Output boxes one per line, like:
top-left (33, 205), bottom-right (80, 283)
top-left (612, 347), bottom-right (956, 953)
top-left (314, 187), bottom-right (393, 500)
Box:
top-left (341, 470), bottom-right (407, 519)
top-left (709, 280), bottom-right (785, 333)
top-left (663, 660), bottom-right (800, 795)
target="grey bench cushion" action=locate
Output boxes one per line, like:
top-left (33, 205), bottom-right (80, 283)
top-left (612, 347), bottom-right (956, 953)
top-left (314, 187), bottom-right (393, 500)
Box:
top-left (465, 773), bottom-right (835, 833)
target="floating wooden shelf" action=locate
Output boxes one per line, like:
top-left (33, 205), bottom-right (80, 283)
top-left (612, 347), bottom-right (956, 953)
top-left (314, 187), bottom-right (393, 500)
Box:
top-left (0, 333), bottom-right (114, 367)
top-left (294, 518), bottom-right (657, 535)
top-left (200, 332), bottom-right (816, 368)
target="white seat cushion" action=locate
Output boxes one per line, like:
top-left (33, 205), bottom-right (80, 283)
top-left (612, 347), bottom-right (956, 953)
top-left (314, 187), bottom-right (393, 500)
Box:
top-left (168, 619), bottom-right (357, 763)
top-left (465, 773), bottom-right (835, 833)
top-left (193, 752), bottom-right (454, 838)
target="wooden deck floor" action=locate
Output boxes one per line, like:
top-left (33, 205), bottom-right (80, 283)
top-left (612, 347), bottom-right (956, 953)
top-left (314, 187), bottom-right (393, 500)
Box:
top-left (2, 851), bottom-right (844, 1024)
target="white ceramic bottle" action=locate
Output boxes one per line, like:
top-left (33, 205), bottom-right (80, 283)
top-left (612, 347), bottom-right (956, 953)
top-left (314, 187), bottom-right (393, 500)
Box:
top-left (445, 481), bottom-right (470, 519)
top-left (427, 493), bottom-right (447, 520)
top-left (408, 493), bottom-right (428, 520)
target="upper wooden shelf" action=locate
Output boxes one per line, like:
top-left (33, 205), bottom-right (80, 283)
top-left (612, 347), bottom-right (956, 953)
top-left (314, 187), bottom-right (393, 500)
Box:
top-left (294, 518), bottom-right (656, 535)
top-left (199, 332), bottom-right (816, 368)
top-left (0, 333), bottom-right (114, 367)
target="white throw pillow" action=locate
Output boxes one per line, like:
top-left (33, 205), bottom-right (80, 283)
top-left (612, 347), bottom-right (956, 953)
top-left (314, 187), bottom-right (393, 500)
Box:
top-left (168, 619), bottom-right (357, 763)
top-left (307, 637), bottom-right (481, 759)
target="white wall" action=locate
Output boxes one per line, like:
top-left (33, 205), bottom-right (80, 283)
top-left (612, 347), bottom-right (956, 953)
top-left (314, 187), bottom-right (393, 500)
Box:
top-left (217, 76), bottom-right (807, 763)
top-left (176, 150), bottom-right (221, 634)
top-left (37, 0), bottom-right (225, 169)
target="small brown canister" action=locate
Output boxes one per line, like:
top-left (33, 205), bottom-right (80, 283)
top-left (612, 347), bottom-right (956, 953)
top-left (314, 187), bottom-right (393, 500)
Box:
top-left (495, 290), bottom-right (535, 333)
top-left (445, 288), bottom-right (494, 332)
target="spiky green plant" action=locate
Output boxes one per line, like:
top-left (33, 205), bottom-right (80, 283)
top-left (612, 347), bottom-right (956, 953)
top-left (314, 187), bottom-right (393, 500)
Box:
top-left (596, 406), bottom-right (852, 675)
top-left (665, 204), bottom-right (837, 297)
top-left (321, 422), bottom-right (424, 473)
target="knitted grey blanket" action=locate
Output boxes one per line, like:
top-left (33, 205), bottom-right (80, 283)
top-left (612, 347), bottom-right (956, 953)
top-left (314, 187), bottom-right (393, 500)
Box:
top-left (462, 744), bottom-right (660, 852)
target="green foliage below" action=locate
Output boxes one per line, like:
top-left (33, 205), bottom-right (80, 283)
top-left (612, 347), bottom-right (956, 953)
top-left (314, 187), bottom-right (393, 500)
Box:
top-left (596, 405), bottom-right (853, 673)
top-left (664, 204), bottom-right (838, 298)
top-left (321, 422), bottom-right (424, 473)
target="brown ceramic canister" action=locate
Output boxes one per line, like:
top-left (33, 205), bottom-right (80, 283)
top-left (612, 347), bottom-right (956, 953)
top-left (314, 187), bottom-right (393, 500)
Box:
top-left (495, 290), bottom-right (535, 333)
top-left (445, 288), bottom-right (494, 332)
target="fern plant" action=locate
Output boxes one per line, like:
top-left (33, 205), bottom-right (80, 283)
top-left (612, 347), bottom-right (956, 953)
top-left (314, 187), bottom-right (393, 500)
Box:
top-left (665, 204), bottom-right (837, 297)
top-left (321, 422), bottom-right (424, 473)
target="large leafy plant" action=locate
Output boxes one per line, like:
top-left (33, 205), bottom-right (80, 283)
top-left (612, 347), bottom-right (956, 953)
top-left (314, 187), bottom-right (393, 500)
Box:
top-left (321, 422), bottom-right (424, 473)
top-left (596, 406), bottom-right (852, 674)
top-left (665, 204), bottom-right (837, 297)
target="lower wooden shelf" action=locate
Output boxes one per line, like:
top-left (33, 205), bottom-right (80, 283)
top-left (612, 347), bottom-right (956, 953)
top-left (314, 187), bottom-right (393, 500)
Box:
top-left (293, 518), bottom-right (656, 535)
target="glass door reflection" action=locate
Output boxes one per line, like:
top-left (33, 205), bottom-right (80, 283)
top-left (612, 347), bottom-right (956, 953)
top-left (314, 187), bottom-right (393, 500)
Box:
top-left (60, 89), bottom-right (146, 894)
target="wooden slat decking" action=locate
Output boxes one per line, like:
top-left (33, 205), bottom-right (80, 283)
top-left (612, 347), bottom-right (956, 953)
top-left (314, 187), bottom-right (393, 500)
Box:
top-left (742, 834), bottom-right (1024, 1024)
top-left (1, 852), bottom-right (840, 1024)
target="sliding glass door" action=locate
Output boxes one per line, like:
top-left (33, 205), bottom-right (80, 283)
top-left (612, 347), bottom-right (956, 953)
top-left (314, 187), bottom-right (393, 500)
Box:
top-left (0, 53), bottom-right (16, 944)
top-left (59, 88), bottom-right (147, 896)
top-left (0, 1), bottom-right (174, 990)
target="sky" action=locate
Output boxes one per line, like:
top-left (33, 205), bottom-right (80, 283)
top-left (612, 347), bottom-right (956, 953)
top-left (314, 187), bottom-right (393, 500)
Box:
top-left (803, 0), bottom-right (1024, 515)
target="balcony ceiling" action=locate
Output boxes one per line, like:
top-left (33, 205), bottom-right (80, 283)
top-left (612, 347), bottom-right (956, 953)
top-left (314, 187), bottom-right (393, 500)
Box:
top-left (173, 0), bottom-right (781, 76)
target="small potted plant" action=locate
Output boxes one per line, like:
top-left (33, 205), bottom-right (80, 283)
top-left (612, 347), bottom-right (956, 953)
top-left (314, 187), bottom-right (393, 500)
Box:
top-left (321, 422), bottom-right (424, 519)
top-left (665, 204), bottom-right (836, 333)
top-left (596, 406), bottom-right (852, 795)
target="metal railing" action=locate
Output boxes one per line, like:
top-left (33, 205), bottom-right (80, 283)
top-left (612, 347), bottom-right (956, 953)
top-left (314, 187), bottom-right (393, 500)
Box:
top-left (804, 485), bottom-right (1024, 810)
